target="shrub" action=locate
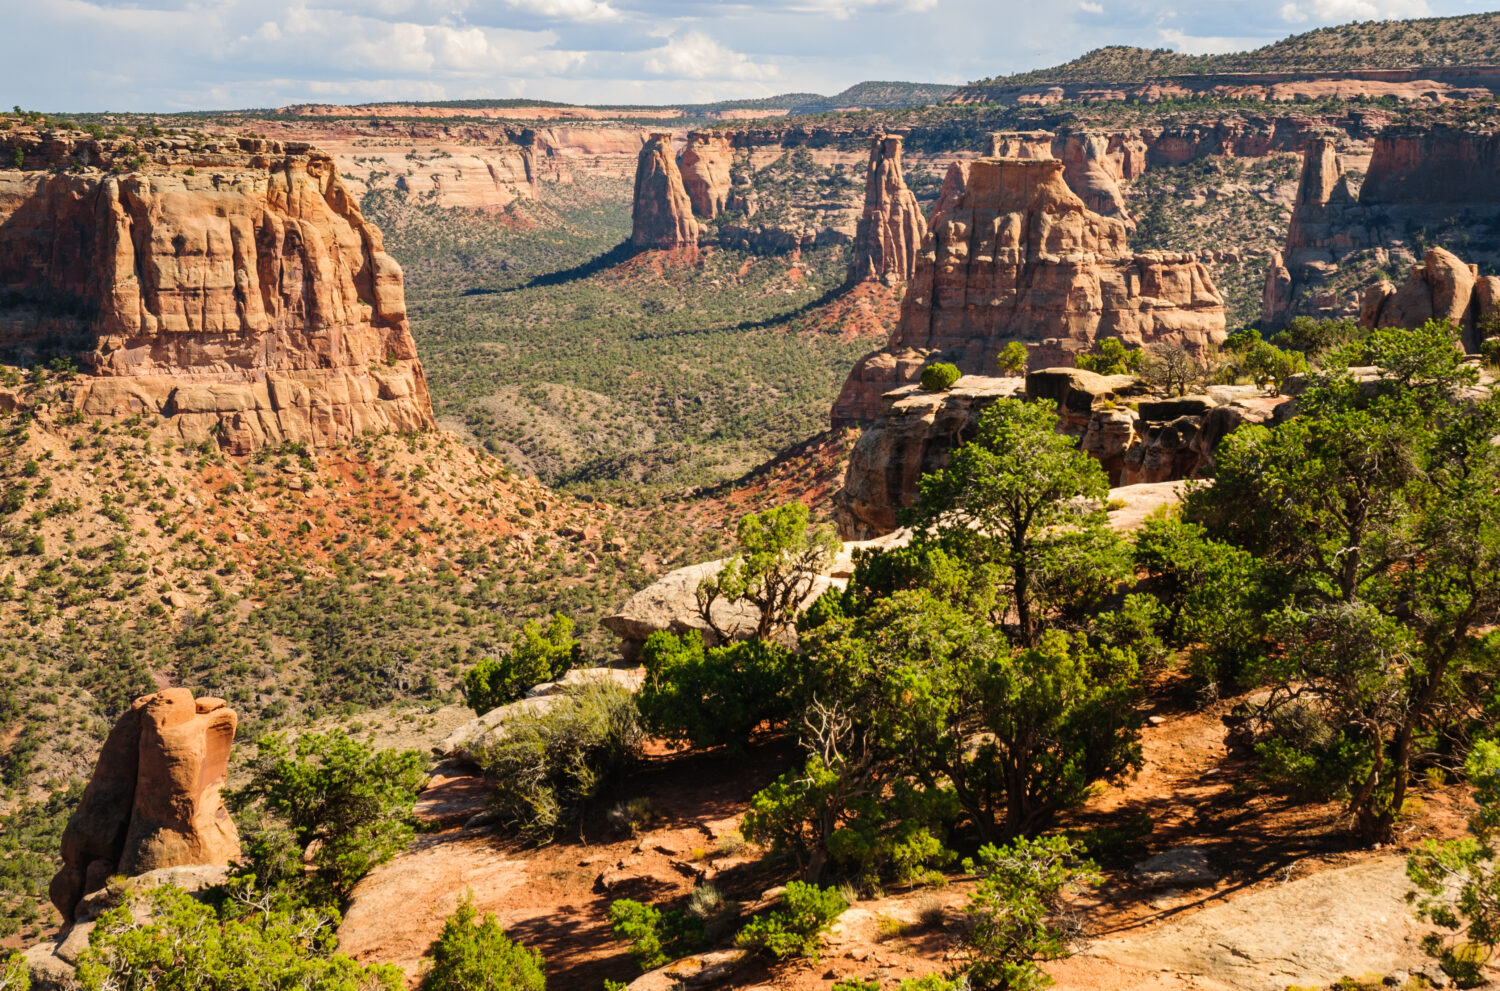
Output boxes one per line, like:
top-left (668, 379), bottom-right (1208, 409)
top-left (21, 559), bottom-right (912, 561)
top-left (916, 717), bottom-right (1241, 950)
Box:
top-left (696, 503), bottom-right (839, 644)
top-left (735, 881), bottom-right (848, 960)
top-left (462, 614), bottom-right (579, 715)
top-left (920, 362), bottom-right (962, 392)
top-left (607, 898), bottom-right (703, 971)
top-left (959, 836), bottom-right (1099, 991)
top-left (1073, 338), bottom-right (1138, 376)
top-left (419, 892), bottom-right (545, 991)
top-left (228, 731), bottom-right (426, 904)
top-left (638, 631), bottom-right (799, 750)
top-left (477, 680), bottom-right (644, 842)
top-left (0, 953), bottom-right (27, 991)
top-left (74, 883), bottom-right (402, 991)
top-left (996, 342), bottom-right (1029, 377)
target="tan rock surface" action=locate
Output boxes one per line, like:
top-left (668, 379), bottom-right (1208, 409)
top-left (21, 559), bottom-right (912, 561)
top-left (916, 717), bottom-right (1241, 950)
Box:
top-left (49, 689), bottom-right (239, 923)
top-left (0, 132), bottom-right (434, 452)
top-left (679, 131), bottom-right (733, 220)
top-left (849, 134), bottom-right (927, 286)
top-left (833, 156), bottom-right (1225, 424)
top-left (631, 133), bottom-right (699, 250)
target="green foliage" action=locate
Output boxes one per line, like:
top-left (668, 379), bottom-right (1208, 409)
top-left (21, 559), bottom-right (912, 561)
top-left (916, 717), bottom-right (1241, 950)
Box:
top-left (463, 614), bottom-right (580, 715)
top-left (74, 883), bottom-right (403, 991)
top-left (638, 631), bottom-right (798, 750)
top-left (1234, 338), bottom-right (1307, 393)
top-left (476, 680), bottom-right (644, 842)
top-left (0, 952), bottom-right (27, 991)
top-left (920, 363), bottom-right (962, 393)
top-left (1131, 513), bottom-right (1262, 688)
top-left (958, 835), bottom-right (1100, 991)
top-left (1187, 320), bottom-right (1500, 842)
top-left (606, 898), bottom-right (704, 971)
top-left (1072, 338), bottom-right (1138, 376)
top-left (696, 503), bottom-right (838, 643)
top-left (997, 342), bottom-right (1029, 377)
top-left (904, 398), bottom-right (1123, 646)
top-left (419, 892), bottom-right (546, 991)
top-left (1481, 337), bottom-right (1500, 369)
top-left (734, 882), bottom-right (847, 960)
top-left (229, 731), bottom-right (426, 904)
top-left (1409, 739), bottom-right (1500, 987)
top-left (1271, 316), bottom-right (1365, 360)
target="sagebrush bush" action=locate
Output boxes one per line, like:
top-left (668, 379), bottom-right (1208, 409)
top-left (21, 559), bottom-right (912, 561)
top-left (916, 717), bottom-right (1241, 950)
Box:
top-left (477, 680), bottom-right (644, 842)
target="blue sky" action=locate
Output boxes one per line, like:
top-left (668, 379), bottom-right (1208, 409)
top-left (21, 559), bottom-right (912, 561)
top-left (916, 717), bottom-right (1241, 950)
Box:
top-left (2, 0), bottom-right (1493, 112)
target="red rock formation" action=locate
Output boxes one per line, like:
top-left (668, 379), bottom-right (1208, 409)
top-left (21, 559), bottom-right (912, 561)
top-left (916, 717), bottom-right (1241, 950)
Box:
top-left (1362, 126), bottom-right (1500, 205)
top-left (50, 689), bottom-right (239, 923)
top-left (1057, 133), bottom-right (1134, 224)
top-left (1359, 247), bottom-right (1500, 349)
top-left (849, 134), bottom-right (927, 285)
top-left (679, 131), bottom-right (733, 220)
top-left (631, 133), bottom-right (699, 250)
top-left (832, 157), bottom-right (1225, 425)
top-left (0, 132), bottom-right (433, 453)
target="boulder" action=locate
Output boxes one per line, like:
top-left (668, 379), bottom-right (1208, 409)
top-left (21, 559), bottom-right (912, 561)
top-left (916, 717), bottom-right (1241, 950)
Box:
top-left (50, 689), bottom-right (239, 923)
top-left (1132, 845), bottom-right (1218, 888)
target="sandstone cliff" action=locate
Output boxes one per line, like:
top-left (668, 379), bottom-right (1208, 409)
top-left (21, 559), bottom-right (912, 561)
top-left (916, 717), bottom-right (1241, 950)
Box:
top-left (631, 133), bottom-right (699, 250)
top-left (832, 157), bottom-right (1226, 426)
top-left (1359, 246), bottom-right (1500, 346)
top-left (849, 134), bottom-right (927, 285)
top-left (1264, 124), bottom-right (1500, 330)
top-left (0, 130), bottom-right (434, 452)
top-left (679, 131), bottom-right (734, 221)
top-left (50, 689), bottom-right (239, 923)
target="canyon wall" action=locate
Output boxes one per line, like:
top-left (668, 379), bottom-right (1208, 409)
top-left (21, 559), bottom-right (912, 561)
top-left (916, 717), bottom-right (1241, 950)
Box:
top-left (832, 157), bottom-right (1226, 425)
top-left (849, 134), bottom-right (927, 284)
top-left (1263, 123), bottom-right (1500, 330)
top-left (949, 66), bottom-right (1500, 107)
top-left (680, 131), bottom-right (734, 220)
top-left (0, 130), bottom-right (434, 452)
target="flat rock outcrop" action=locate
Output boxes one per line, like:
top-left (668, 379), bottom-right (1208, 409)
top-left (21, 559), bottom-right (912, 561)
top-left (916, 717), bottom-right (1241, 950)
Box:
top-left (436, 667), bottom-right (646, 760)
top-left (834, 374), bottom-right (1283, 539)
top-left (834, 157), bottom-right (1225, 426)
top-left (631, 133), bottom-right (699, 250)
top-left (849, 134), bottom-right (927, 285)
top-left (49, 689), bottom-right (239, 923)
top-left (0, 131), bottom-right (433, 452)
top-left (1085, 855), bottom-right (1437, 991)
top-left (679, 131), bottom-right (733, 221)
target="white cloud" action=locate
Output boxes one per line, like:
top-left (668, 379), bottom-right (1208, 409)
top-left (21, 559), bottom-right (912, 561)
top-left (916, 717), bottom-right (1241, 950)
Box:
top-left (1278, 0), bottom-right (1430, 23)
top-left (643, 31), bottom-right (779, 80)
top-left (503, 0), bottom-right (622, 22)
top-left (1079, 1), bottom-right (1104, 12)
top-left (1158, 27), bottom-right (1272, 54)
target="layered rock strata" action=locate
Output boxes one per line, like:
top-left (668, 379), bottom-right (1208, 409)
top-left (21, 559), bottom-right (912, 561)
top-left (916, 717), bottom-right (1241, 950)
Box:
top-left (679, 131), bottom-right (734, 221)
top-left (0, 132), bottom-right (434, 452)
top-left (1264, 124), bottom-right (1500, 330)
top-left (50, 689), bottom-right (239, 923)
top-left (631, 133), bottom-right (699, 250)
top-left (849, 134), bottom-right (927, 285)
top-left (833, 372), bottom-right (1285, 539)
top-left (833, 157), bottom-right (1226, 426)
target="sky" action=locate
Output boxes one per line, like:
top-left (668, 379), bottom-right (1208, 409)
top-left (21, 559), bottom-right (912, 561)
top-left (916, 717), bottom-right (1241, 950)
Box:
top-left (1, 0), bottom-right (1494, 112)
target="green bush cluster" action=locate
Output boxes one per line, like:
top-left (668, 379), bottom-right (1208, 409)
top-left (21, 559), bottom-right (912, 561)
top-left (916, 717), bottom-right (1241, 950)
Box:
top-left (462, 613), bottom-right (580, 715)
top-left (734, 881), bottom-right (847, 960)
top-left (419, 893), bottom-right (546, 991)
top-left (920, 363), bottom-right (962, 393)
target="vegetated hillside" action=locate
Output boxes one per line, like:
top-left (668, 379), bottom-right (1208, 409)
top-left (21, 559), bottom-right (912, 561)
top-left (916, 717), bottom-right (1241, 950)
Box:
top-left (1126, 153), bottom-right (1305, 327)
top-left (366, 174), bottom-right (876, 499)
top-left (970, 11), bottom-right (1500, 87)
